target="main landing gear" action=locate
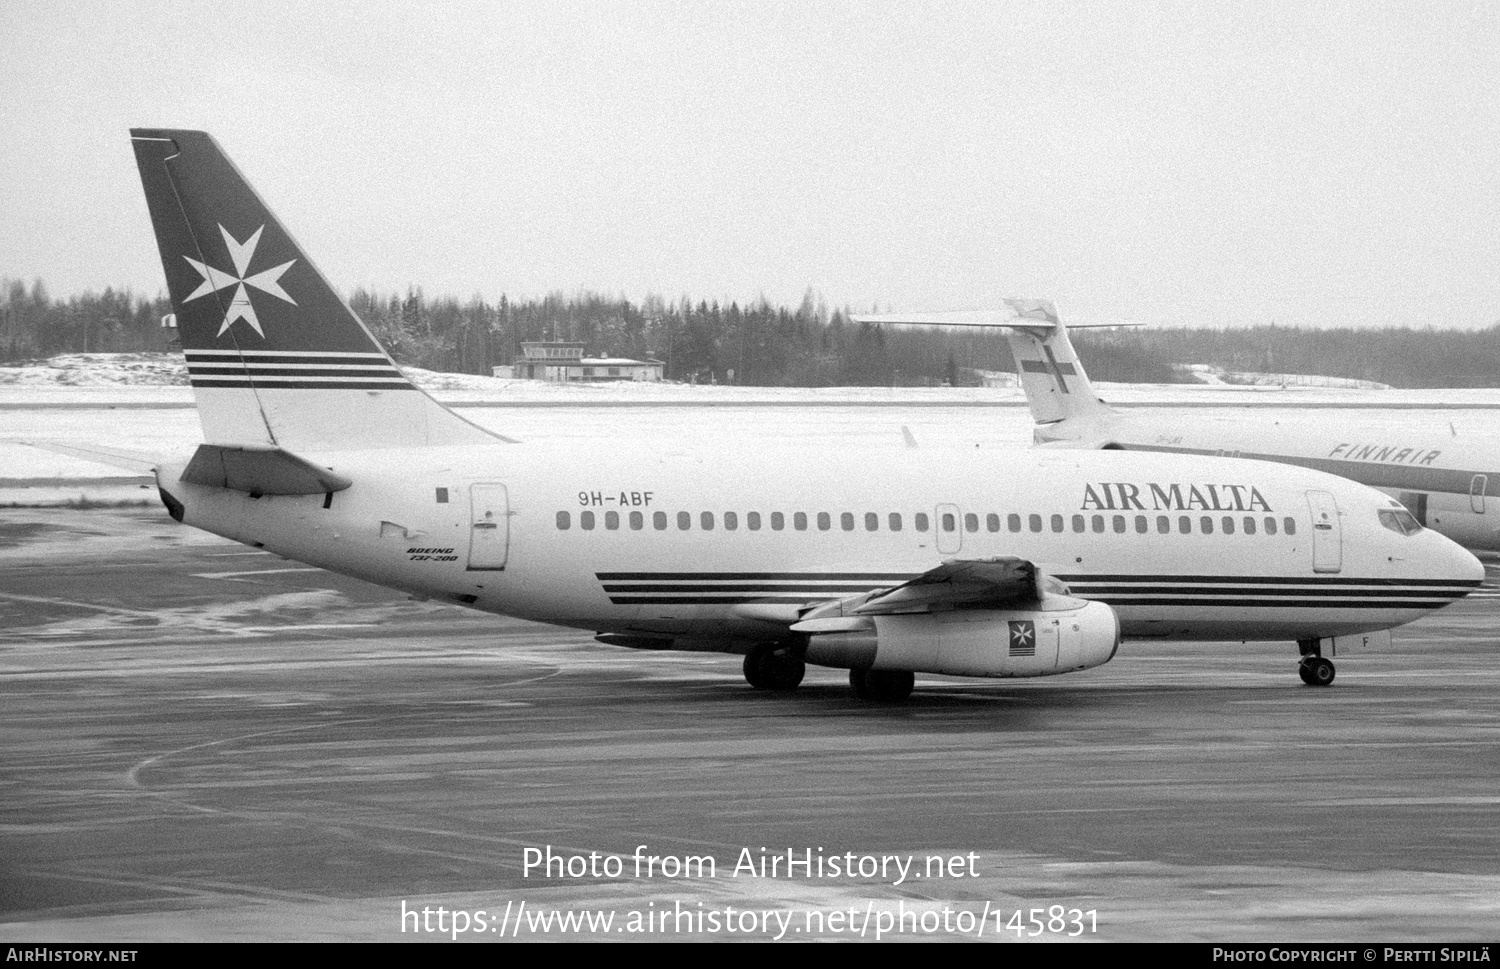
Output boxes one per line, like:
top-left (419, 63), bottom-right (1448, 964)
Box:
top-left (1297, 638), bottom-right (1336, 687)
top-left (743, 643), bottom-right (805, 691)
top-left (849, 668), bottom-right (915, 702)
top-left (741, 645), bottom-right (917, 701)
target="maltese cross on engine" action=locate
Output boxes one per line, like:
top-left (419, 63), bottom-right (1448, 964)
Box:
top-left (1008, 620), bottom-right (1036, 657)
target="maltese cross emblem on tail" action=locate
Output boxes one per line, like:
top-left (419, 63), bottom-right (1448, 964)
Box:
top-left (183, 224), bottom-right (297, 337)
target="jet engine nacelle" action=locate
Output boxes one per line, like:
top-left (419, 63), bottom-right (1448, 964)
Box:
top-left (800, 599), bottom-right (1120, 678)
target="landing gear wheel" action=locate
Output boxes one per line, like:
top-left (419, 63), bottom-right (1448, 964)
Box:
top-left (743, 644), bottom-right (805, 691)
top-left (849, 669), bottom-right (914, 702)
top-left (1298, 656), bottom-right (1336, 687)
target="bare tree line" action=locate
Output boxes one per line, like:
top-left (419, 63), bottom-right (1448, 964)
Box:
top-left (4, 277), bottom-right (1498, 387)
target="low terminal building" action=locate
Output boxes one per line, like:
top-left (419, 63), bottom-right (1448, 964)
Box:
top-left (493, 342), bottom-right (664, 382)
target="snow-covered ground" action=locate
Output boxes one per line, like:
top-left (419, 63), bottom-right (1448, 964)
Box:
top-left (3, 353), bottom-right (1500, 506)
top-left (5, 351), bottom-right (1500, 407)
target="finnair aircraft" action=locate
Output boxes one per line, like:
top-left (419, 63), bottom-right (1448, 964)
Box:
top-left (94, 131), bottom-right (1480, 700)
top-left (884, 301), bottom-right (1500, 556)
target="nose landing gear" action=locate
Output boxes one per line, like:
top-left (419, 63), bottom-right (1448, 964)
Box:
top-left (1298, 655), bottom-right (1336, 686)
top-left (1297, 638), bottom-right (1336, 687)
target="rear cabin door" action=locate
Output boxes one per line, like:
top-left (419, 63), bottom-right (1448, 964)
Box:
top-left (467, 483), bottom-right (510, 570)
top-left (1470, 475), bottom-right (1487, 515)
top-left (1306, 490), bottom-right (1342, 574)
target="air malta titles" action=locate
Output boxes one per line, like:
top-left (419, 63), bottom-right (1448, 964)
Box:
top-left (1081, 482), bottom-right (1273, 513)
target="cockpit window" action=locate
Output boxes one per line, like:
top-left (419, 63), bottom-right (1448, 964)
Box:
top-left (1378, 508), bottom-right (1423, 536)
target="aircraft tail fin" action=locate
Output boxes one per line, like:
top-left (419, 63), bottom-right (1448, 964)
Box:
top-left (853, 298), bottom-right (1118, 441)
top-left (129, 129), bottom-right (503, 451)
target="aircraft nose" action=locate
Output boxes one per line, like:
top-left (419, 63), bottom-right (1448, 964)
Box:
top-left (1428, 532), bottom-right (1485, 602)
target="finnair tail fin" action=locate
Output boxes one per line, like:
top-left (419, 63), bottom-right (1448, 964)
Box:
top-left (853, 298), bottom-right (1118, 443)
top-left (130, 129), bottom-right (502, 451)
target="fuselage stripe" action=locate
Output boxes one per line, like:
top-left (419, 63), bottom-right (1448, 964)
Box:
top-left (606, 594), bottom-right (1455, 609)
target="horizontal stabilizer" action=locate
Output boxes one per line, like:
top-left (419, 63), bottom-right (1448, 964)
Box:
top-left (179, 443), bottom-right (352, 495)
top-left (15, 440), bottom-right (165, 473)
top-left (853, 297), bottom-right (1060, 332)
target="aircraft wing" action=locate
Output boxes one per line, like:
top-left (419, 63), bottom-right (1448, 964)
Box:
top-left (791, 556), bottom-right (1072, 634)
top-left (852, 556), bottom-right (1044, 615)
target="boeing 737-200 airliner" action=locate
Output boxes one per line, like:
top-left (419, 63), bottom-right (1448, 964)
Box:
top-left (91, 131), bottom-right (1480, 700)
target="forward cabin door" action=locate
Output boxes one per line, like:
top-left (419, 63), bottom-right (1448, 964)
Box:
top-left (468, 483), bottom-right (510, 570)
top-left (1306, 490), bottom-right (1342, 574)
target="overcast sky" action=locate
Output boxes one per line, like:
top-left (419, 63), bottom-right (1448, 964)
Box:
top-left (3, 1), bottom-right (1497, 327)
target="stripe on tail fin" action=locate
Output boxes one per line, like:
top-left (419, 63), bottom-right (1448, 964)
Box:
top-left (130, 129), bottom-right (504, 451)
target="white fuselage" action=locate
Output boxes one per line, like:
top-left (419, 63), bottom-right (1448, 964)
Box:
top-left (161, 443), bottom-right (1481, 646)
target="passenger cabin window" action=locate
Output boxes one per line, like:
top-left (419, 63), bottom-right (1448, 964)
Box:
top-left (1200, 516), bottom-right (1213, 534)
top-left (988, 513), bottom-right (1001, 532)
top-left (677, 511), bottom-right (691, 531)
top-left (915, 513), bottom-right (930, 532)
top-left (1157, 515), bottom-right (1170, 534)
top-left (1072, 515), bottom-right (1085, 534)
top-left (965, 513), bottom-right (979, 533)
top-left (794, 512), bottom-right (808, 531)
top-left (654, 511), bottom-right (668, 530)
top-left (1284, 517), bottom-right (1297, 535)
top-left (724, 511), bottom-right (738, 531)
top-left (1264, 516), bottom-right (1277, 535)
top-left (1135, 515), bottom-right (1148, 534)
top-left (605, 511), bottom-right (619, 530)
top-left (772, 512), bottom-right (785, 531)
top-left (701, 512), bottom-right (714, 531)
top-left (1243, 516), bottom-right (1256, 535)
top-left (1179, 516), bottom-right (1191, 534)
top-left (748, 512), bottom-right (762, 531)
top-left (630, 511), bottom-right (644, 530)
top-left (1092, 515), bottom-right (1105, 533)
top-left (1222, 516), bottom-right (1235, 535)
top-left (1051, 514), bottom-right (1064, 533)
top-left (557, 511), bottom-right (571, 530)
top-left (582, 511), bottom-right (596, 530)
top-left (841, 512), bottom-right (855, 531)
top-left (866, 512), bottom-right (879, 532)
top-left (1008, 513), bottom-right (1021, 532)
top-left (889, 513), bottom-right (902, 532)
top-left (817, 512), bottom-right (831, 531)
